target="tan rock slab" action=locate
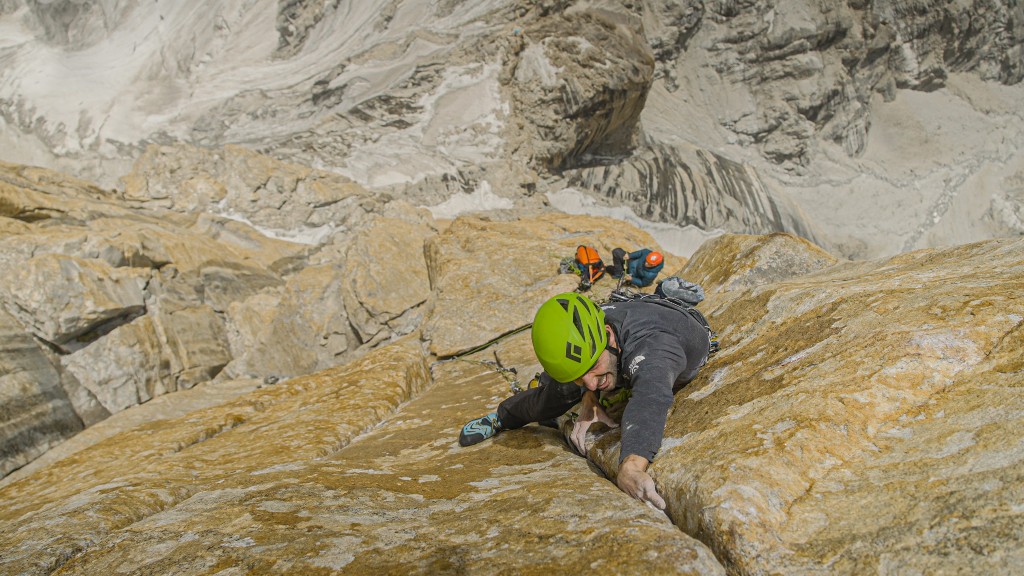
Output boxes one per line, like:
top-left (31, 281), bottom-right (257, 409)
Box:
top-left (0, 329), bottom-right (724, 575)
top-left (223, 264), bottom-right (352, 381)
top-left (62, 315), bottom-right (168, 413)
top-left (122, 144), bottom-right (373, 232)
top-left (0, 378), bottom-right (263, 489)
top-left (574, 236), bottom-right (1024, 574)
top-left (680, 232), bottom-right (838, 296)
top-left (423, 213), bottom-right (679, 356)
top-left (341, 215), bottom-right (435, 343)
top-left (0, 253), bottom-right (148, 347)
top-left (0, 336), bottom-right (432, 574)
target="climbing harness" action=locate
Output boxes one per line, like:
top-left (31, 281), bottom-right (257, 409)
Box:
top-left (512, 372), bottom-right (545, 395)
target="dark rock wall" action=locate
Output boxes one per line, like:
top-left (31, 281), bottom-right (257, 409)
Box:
top-left (564, 142), bottom-right (820, 241)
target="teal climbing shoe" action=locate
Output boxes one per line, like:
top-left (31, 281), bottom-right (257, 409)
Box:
top-left (459, 412), bottom-right (502, 447)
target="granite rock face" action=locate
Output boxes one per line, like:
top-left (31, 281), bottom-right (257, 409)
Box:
top-left (680, 232), bottom-right (838, 293)
top-left (503, 5), bottom-right (655, 171)
top-left (422, 212), bottom-right (684, 356)
top-left (0, 334), bottom-right (725, 575)
top-left (635, 0), bottom-right (1024, 260)
top-left (0, 307), bottom-right (84, 478)
top-left (0, 157), bottom-right (437, 477)
top-left (643, 0), bottom-right (1024, 164)
top-left (2, 0), bottom-right (1021, 260)
top-left (122, 143), bottom-right (378, 234)
top-left (575, 233), bottom-right (1024, 574)
top-left (340, 213), bottom-right (436, 346)
top-left (2, 215), bottom-right (1022, 573)
top-left (564, 142), bottom-right (822, 242)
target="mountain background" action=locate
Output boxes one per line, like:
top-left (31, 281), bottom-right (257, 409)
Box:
top-left (1, 1), bottom-right (1023, 574)
top-left (3, 0), bottom-right (1022, 259)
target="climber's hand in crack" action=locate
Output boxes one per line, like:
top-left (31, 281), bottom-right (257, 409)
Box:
top-left (618, 454), bottom-right (666, 510)
top-left (570, 390), bottom-right (618, 455)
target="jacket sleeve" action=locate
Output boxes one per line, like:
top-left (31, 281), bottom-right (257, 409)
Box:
top-left (617, 341), bottom-right (686, 463)
top-left (628, 249), bottom-right (649, 261)
top-left (626, 249), bottom-right (647, 278)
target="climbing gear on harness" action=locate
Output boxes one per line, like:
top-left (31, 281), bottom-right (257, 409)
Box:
top-left (457, 354), bottom-right (521, 394)
top-left (459, 412), bottom-right (503, 446)
top-left (644, 251), bottom-right (664, 268)
top-left (532, 292), bottom-right (608, 383)
top-left (598, 386), bottom-right (632, 409)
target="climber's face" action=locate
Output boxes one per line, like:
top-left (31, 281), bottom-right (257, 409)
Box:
top-left (575, 350), bottom-right (617, 392)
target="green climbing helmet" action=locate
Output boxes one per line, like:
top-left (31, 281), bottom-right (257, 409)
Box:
top-left (531, 292), bottom-right (608, 383)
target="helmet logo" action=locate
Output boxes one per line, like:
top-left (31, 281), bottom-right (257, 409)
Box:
top-left (565, 342), bottom-right (583, 363)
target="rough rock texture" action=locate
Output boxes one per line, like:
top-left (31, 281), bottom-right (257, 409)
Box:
top-left (0, 0), bottom-right (1021, 568)
top-left (564, 142), bottom-right (821, 242)
top-left (0, 377), bottom-right (263, 489)
top-left (122, 143), bottom-right (378, 234)
top-left (503, 5), bottom-right (655, 171)
top-left (2, 0), bottom-right (1020, 260)
top-left (221, 264), bottom-right (352, 381)
top-left (2, 253), bottom-right (147, 348)
top-left (639, 0), bottom-right (1024, 259)
top-left (0, 307), bottom-right (83, 478)
top-left (0, 156), bottom-right (438, 477)
top-left (2, 155), bottom-right (691, 479)
top-left (575, 233), bottom-right (1024, 574)
top-left (422, 212), bottom-right (685, 356)
top-left (2, 201), bottom-right (1023, 573)
top-left (340, 213), bottom-right (435, 345)
top-left (643, 0), bottom-right (1024, 164)
top-left (0, 334), bottom-right (724, 575)
top-left (679, 232), bottom-right (839, 293)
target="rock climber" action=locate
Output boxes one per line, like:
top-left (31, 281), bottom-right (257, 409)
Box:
top-left (608, 248), bottom-right (664, 287)
top-left (458, 292), bottom-right (714, 510)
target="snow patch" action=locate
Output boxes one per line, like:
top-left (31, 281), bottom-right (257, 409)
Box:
top-left (426, 180), bottom-right (512, 219)
top-left (213, 203), bottom-right (339, 245)
top-left (546, 188), bottom-right (724, 257)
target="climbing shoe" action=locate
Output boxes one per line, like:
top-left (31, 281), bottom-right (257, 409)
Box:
top-left (459, 412), bottom-right (502, 447)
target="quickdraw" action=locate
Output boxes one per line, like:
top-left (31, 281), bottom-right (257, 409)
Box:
top-left (456, 355), bottom-right (521, 393)
top-left (432, 323), bottom-right (532, 394)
